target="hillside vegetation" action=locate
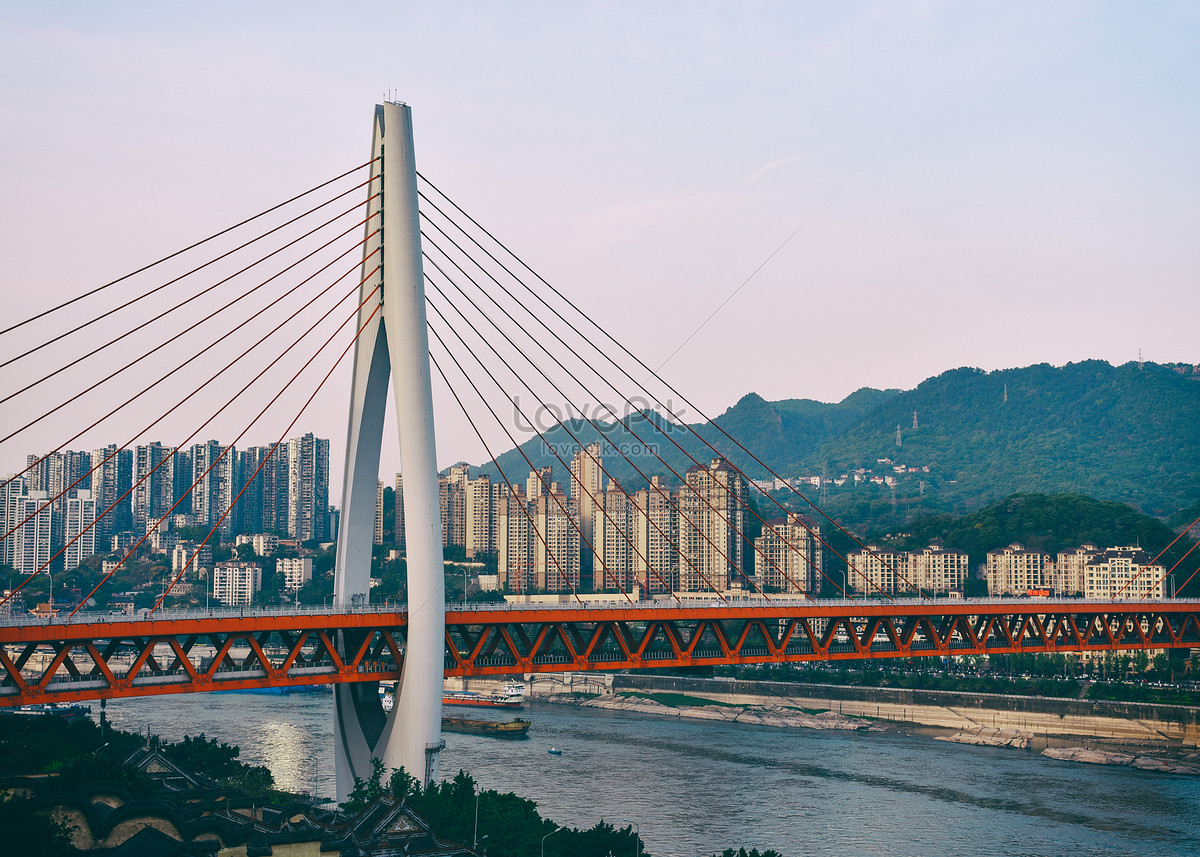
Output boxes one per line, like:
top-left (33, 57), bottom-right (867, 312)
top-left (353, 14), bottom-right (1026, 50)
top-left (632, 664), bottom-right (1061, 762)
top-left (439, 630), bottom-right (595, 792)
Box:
top-left (472, 361), bottom-right (1200, 532)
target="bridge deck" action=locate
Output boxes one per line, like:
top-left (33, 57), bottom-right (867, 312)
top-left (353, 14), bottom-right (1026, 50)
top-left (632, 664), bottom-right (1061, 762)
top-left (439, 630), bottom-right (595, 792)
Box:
top-left (3, 598), bottom-right (1198, 707)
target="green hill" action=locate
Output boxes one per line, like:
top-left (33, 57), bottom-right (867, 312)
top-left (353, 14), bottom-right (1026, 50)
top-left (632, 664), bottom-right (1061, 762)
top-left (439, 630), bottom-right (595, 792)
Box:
top-left (468, 360), bottom-right (1200, 531)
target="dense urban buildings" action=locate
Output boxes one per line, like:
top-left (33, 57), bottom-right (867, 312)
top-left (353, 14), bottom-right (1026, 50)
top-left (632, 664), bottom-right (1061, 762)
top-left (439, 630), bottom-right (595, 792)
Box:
top-left (395, 449), bottom-right (822, 597)
top-left (1, 433), bottom-right (332, 579)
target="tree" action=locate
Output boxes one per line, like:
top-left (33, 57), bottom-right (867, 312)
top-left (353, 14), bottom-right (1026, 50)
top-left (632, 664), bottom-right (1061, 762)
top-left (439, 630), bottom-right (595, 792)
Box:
top-left (0, 795), bottom-right (77, 857)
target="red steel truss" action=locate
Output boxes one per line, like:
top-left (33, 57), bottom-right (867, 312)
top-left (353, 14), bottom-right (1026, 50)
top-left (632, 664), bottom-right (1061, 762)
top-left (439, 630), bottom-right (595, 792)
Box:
top-left (3, 600), bottom-right (1199, 707)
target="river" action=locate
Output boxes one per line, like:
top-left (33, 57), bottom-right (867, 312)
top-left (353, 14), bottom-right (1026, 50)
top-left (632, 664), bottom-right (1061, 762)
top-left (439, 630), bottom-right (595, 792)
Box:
top-left (94, 692), bottom-right (1200, 856)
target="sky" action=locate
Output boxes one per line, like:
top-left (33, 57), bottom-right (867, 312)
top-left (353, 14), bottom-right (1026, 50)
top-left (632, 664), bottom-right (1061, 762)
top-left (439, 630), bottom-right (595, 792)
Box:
top-left (1, 2), bottom-right (1197, 501)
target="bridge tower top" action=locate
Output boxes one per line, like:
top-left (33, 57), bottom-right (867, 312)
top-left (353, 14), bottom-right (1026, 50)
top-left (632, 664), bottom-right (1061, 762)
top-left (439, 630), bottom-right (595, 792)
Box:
top-left (333, 102), bottom-right (445, 797)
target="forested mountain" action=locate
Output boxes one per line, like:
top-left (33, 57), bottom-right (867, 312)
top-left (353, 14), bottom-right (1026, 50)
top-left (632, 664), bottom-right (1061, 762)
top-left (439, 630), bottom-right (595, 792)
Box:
top-left (469, 360), bottom-right (1200, 532)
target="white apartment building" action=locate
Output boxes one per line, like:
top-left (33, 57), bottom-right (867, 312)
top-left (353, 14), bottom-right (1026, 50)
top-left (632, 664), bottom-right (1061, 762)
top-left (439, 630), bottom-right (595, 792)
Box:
top-left (235, 533), bottom-right (280, 556)
top-left (212, 562), bottom-right (262, 607)
top-left (986, 544), bottom-right (1052, 595)
top-left (846, 546), bottom-right (907, 596)
top-left (277, 556), bottom-right (313, 591)
top-left (1082, 547), bottom-right (1165, 599)
top-left (63, 490), bottom-right (97, 572)
top-left (172, 541), bottom-right (213, 577)
top-left (909, 545), bottom-right (969, 594)
top-left (1053, 544), bottom-right (1102, 595)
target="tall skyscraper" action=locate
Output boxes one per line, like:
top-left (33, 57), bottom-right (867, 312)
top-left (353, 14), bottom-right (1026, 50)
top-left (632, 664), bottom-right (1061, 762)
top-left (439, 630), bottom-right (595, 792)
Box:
top-left (190, 440), bottom-right (235, 536)
top-left (287, 433), bottom-right (329, 541)
top-left (63, 490), bottom-right (97, 571)
top-left (133, 442), bottom-right (175, 532)
top-left (592, 478), bottom-right (635, 592)
top-left (570, 443), bottom-right (603, 579)
top-left (464, 473), bottom-right (492, 558)
top-left (90, 445), bottom-right (133, 540)
top-left (633, 476), bottom-right (679, 594)
top-left (677, 458), bottom-right (747, 593)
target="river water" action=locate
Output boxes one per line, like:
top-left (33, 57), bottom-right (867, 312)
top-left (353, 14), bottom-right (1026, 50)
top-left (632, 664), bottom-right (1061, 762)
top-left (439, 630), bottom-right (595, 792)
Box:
top-left (95, 692), bottom-right (1200, 856)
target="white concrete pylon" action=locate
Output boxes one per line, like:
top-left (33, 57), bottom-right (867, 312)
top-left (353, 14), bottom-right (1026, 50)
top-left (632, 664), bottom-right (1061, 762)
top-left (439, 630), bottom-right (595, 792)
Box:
top-left (332, 102), bottom-right (445, 799)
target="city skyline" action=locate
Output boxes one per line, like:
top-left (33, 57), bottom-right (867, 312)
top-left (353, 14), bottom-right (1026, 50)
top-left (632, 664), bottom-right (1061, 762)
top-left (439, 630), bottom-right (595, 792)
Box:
top-left (1, 4), bottom-right (1197, 497)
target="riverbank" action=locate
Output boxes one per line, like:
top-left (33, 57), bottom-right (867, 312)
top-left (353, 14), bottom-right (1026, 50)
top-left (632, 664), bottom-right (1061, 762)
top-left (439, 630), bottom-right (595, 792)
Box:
top-left (455, 672), bottom-right (1200, 774)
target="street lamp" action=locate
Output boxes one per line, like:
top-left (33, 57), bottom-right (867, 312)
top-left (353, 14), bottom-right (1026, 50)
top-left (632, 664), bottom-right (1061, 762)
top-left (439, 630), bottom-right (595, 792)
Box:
top-left (541, 825), bottom-right (563, 857)
top-left (619, 819), bottom-right (640, 857)
top-left (45, 569), bottom-right (54, 620)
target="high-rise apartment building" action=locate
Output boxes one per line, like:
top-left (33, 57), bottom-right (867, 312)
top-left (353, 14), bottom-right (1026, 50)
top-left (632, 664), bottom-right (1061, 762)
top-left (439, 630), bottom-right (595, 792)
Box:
top-left (677, 458), bottom-right (746, 592)
top-left (133, 443), bottom-right (175, 532)
top-left (9, 491), bottom-right (52, 576)
top-left (755, 513), bottom-right (822, 594)
top-left (63, 490), bottom-right (96, 571)
top-left (394, 475), bottom-right (405, 549)
top-left (27, 450), bottom-right (92, 552)
top-left (212, 561), bottom-right (262, 606)
top-left (90, 445), bottom-right (132, 540)
top-left (287, 433), bottom-right (329, 541)
top-left (531, 488), bottom-right (580, 592)
top-left (464, 474), bottom-right (492, 558)
top-left (190, 440), bottom-right (235, 537)
top-left (570, 443), bottom-right (603, 580)
top-left (632, 477), bottom-right (678, 594)
top-left (495, 483), bottom-right (532, 592)
top-left (909, 545), bottom-right (969, 594)
top-left (374, 479), bottom-right (384, 546)
top-left (592, 478), bottom-right (636, 592)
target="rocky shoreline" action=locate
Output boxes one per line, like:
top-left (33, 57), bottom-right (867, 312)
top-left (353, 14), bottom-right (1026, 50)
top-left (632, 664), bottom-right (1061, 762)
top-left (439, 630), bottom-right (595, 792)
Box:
top-left (1041, 746), bottom-right (1200, 775)
top-left (537, 691), bottom-right (885, 732)
top-left (530, 688), bottom-right (1200, 776)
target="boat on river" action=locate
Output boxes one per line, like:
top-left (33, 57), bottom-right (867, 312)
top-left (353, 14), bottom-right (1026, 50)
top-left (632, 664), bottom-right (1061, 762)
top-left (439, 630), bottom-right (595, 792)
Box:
top-left (441, 716), bottom-right (531, 739)
top-left (443, 682), bottom-right (526, 709)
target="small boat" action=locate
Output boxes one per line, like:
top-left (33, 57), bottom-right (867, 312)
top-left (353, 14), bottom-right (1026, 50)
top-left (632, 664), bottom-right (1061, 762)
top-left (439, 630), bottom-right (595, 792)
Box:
top-left (441, 716), bottom-right (531, 739)
top-left (2, 703), bottom-right (92, 721)
top-left (547, 747), bottom-right (563, 756)
top-left (443, 689), bottom-right (524, 709)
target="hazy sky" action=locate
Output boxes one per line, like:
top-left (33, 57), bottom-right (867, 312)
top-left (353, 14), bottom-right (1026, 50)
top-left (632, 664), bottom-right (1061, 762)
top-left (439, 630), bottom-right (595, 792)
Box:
top-left (2, 2), bottom-right (1197, 497)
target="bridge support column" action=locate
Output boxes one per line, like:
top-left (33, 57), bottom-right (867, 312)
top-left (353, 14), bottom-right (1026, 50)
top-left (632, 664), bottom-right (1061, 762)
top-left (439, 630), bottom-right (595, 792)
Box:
top-left (333, 102), bottom-right (445, 799)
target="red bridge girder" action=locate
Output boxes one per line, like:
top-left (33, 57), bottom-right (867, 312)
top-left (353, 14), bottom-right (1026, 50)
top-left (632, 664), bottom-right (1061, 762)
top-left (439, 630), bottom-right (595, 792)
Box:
top-left (3, 600), bottom-right (1198, 707)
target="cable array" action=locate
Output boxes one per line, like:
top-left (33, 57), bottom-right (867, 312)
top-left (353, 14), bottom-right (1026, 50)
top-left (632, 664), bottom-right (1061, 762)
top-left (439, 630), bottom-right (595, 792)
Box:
top-left (1, 161), bottom-right (381, 610)
top-left (416, 176), bottom-right (930, 602)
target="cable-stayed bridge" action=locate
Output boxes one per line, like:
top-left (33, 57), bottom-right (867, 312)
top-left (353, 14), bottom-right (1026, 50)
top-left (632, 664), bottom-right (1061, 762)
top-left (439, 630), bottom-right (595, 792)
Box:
top-left (2, 103), bottom-right (1198, 797)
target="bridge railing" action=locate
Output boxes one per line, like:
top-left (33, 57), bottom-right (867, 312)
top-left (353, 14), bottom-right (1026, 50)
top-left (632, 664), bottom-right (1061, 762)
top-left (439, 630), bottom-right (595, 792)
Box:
top-left (5, 595), bottom-right (1200, 629)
